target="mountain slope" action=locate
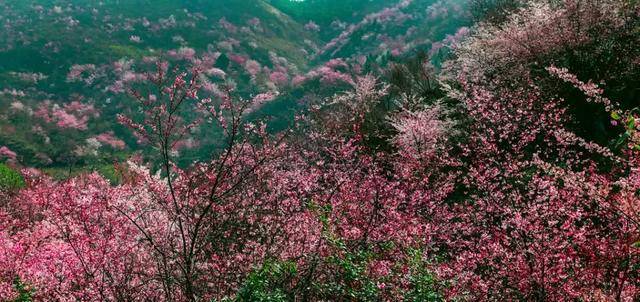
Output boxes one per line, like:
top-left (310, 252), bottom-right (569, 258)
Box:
top-left (0, 0), bottom-right (471, 172)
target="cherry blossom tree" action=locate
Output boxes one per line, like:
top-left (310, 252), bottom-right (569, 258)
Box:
top-left (1, 1), bottom-right (639, 300)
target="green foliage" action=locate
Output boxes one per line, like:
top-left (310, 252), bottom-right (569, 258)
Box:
top-left (403, 249), bottom-right (444, 302)
top-left (97, 164), bottom-right (123, 185)
top-left (12, 276), bottom-right (35, 302)
top-left (107, 44), bottom-right (150, 58)
top-left (308, 204), bottom-right (380, 300)
top-left (0, 163), bottom-right (25, 191)
top-left (387, 50), bottom-right (444, 103)
top-left (269, 0), bottom-right (389, 27)
top-left (235, 260), bottom-right (298, 302)
top-left (315, 249), bottom-right (381, 301)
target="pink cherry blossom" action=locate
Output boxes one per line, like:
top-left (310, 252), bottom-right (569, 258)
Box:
top-left (0, 146), bottom-right (17, 161)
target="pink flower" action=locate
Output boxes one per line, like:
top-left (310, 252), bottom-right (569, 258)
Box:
top-left (269, 71), bottom-right (289, 86)
top-left (219, 17), bottom-right (237, 33)
top-left (94, 132), bottom-right (126, 149)
top-left (370, 260), bottom-right (392, 277)
top-left (244, 60), bottom-right (262, 76)
top-left (228, 53), bottom-right (247, 65)
top-left (52, 109), bottom-right (89, 130)
top-left (304, 21), bottom-right (320, 32)
top-left (0, 146), bottom-right (17, 161)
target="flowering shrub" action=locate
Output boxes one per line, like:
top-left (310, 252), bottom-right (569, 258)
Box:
top-left (34, 100), bottom-right (99, 131)
top-left (1, 0), bottom-right (639, 301)
top-left (93, 132), bottom-right (126, 150)
top-left (431, 1), bottom-right (640, 299)
top-left (0, 147), bottom-right (17, 162)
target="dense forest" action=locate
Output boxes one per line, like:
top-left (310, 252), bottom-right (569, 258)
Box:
top-left (0, 0), bottom-right (639, 300)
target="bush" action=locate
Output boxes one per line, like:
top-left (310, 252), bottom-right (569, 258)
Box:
top-left (0, 163), bottom-right (25, 191)
top-left (235, 260), bottom-right (298, 302)
top-left (12, 276), bottom-right (35, 302)
top-left (403, 249), bottom-right (444, 302)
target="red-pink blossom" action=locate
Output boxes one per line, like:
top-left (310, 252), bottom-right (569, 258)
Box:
top-left (94, 132), bottom-right (126, 149)
top-left (0, 146), bottom-right (17, 161)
